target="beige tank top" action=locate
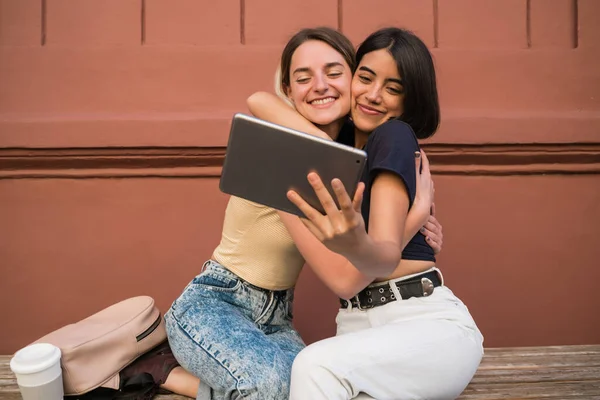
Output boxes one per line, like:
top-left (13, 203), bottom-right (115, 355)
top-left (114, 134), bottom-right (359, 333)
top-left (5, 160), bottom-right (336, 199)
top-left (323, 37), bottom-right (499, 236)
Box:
top-left (212, 196), bottom-right (305, 290)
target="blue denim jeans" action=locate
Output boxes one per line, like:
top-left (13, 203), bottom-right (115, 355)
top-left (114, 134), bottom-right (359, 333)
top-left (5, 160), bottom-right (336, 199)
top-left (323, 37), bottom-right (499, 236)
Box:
top-left (165, 260), bottom-right (306, 400)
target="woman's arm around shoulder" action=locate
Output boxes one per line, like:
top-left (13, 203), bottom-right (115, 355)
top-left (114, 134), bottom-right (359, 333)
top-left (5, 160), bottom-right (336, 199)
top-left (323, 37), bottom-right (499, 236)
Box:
top-left (247, 92), bottom-right (333, 141)
top-left (401, 150), bottom-right (435, 249)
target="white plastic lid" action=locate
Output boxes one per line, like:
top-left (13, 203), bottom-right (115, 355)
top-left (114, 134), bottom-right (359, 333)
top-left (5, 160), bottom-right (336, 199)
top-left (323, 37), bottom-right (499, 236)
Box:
top-left (10, 343), bottom-right (62, 375)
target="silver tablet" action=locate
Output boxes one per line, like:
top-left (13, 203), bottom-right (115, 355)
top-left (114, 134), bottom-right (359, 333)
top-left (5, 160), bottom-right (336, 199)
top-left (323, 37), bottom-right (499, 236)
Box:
top-left (220, 113), bottom-right (367, 217)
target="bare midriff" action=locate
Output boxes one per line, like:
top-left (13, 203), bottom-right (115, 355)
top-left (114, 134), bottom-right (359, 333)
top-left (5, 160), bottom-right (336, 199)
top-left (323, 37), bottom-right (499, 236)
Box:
top-left (374, 259), bottom-right (436, 282)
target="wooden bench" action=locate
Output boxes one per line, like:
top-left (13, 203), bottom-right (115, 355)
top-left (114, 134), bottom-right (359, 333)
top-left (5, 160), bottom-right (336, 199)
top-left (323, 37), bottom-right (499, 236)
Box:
top-left (1, 345), bottom-right (599, 399)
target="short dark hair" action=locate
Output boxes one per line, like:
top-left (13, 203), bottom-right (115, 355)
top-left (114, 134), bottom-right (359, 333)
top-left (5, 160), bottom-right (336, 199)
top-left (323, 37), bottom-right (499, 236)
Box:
top-left (356, 27), bottom-right (440, 139)
top-left (279, 27), bottom-right (356, 92)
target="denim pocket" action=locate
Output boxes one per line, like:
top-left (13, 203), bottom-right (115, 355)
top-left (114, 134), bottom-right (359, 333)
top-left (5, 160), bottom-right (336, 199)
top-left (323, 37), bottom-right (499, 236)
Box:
top-left (193, 271), bottom-right (242, 292)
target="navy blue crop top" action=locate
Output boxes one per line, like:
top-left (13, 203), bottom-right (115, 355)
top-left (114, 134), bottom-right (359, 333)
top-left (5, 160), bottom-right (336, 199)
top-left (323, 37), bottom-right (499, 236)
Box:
top-left (336, 119), bottom-right (435, 262)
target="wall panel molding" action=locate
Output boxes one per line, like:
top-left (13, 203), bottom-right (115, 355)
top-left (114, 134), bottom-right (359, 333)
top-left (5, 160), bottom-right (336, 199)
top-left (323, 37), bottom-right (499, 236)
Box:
top-left (1, 143), bottom-right (598, 179)
top-left (1, 112), bottom-right (599, 148)
top-left (429, 143), bottom-right (600, 175)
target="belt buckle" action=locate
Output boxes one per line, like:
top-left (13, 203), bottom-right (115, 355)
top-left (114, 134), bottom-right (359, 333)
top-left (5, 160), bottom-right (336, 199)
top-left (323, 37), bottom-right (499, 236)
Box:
top-left (421, 277), bottom-right (434, 297)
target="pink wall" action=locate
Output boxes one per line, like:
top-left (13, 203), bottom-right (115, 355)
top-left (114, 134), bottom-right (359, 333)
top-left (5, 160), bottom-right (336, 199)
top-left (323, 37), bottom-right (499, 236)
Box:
top-left (1, 0), bottom-right (599, 353)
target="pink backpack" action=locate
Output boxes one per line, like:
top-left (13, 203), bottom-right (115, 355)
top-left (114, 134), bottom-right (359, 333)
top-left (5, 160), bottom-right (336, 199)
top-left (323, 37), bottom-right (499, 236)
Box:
top-left (33, 296), bottom-right (167, 396)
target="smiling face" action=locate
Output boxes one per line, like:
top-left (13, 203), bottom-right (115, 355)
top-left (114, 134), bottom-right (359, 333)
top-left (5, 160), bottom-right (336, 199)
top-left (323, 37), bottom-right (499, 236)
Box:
top-left (350, 49), bottom-right (404, 135)
top-left (284, 40), bottom-right (352, 128)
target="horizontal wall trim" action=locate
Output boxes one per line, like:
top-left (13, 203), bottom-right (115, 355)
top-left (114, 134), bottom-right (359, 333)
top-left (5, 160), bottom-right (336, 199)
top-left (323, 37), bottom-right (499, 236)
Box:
top-left (1, 143), bottom-right (599, 178)
top-left (1, 112), bottom-right (599, 148)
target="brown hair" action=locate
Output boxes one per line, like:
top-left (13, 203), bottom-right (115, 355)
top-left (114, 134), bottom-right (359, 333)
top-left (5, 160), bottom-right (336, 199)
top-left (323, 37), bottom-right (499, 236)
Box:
top-left (276, 27), bottom-right (356, 97)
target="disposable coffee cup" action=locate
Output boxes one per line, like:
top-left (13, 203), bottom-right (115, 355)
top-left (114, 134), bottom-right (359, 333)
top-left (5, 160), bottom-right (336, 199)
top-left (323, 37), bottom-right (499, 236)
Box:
top-left (9, 343), bottom-right (64, 400)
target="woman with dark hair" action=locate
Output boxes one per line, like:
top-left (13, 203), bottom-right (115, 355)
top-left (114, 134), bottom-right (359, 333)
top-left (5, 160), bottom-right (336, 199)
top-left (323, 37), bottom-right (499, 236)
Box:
top-left (249, 27), bottom-right (483, 400)
top-left (163, 27), bottom-right (444, 400)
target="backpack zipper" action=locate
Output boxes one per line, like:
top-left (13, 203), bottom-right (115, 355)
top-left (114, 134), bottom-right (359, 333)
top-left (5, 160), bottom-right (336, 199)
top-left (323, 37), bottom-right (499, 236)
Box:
top-left (136, 314), bottom-right (161, 342)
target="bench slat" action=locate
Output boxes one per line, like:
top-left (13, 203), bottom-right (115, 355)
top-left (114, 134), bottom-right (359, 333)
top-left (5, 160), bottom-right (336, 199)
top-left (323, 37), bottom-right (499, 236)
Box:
top-left (485, 344), bottom-right (599, 356)
top-left (0, 393), bottom-right (20, 400)
top-left (470, 367), bottom-right (600, 384)
top-left (460, 381), bottom-right (600, 399)
top-left (480, 355), bottom-right (600, 367)
top-left (482, 345), bottom-right (600, 355)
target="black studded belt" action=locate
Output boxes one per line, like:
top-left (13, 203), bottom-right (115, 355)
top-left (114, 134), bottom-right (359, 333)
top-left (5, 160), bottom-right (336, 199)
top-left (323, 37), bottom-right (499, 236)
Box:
top-left (340, 270), bottom-right (442, 310)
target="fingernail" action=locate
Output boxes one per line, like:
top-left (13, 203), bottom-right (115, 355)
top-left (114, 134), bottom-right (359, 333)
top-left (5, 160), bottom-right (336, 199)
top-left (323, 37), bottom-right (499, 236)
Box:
top-left (415, 151), bottom-right (421, 158)
top-left (426, 237), bottom-right (431, 242)
top-left (308, 173), bottom-right (318, 183)
top-left (420, 228), bottom-right (425, 233)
